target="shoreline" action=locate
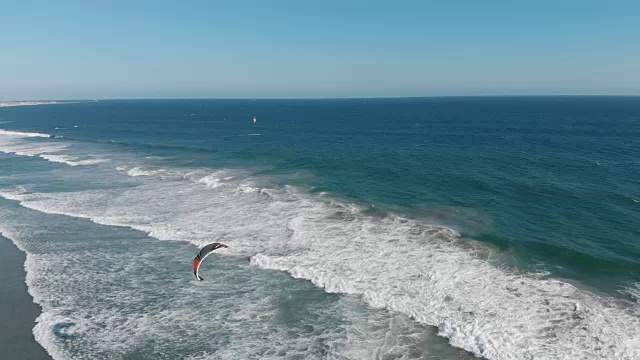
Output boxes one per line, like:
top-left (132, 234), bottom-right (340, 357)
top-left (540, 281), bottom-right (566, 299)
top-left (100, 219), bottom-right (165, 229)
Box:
top-left (0, 234), bottom-right (52, 360)
top-left (0, 101), bottom-right (91, 108)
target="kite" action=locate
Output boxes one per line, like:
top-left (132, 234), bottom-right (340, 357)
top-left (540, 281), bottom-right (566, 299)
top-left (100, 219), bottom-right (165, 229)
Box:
top-left (193, 243), bottom-right (228, 280)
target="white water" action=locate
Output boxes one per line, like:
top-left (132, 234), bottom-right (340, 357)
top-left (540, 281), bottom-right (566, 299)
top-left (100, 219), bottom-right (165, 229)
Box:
top-left (0, 129), bottom-right (51, 138)
top-left (0, 131), bottom-right (639, 360)
top-left (0, 185), bottom-right (443, 360)
top-left (0, 129), bottom-right (104, 166)
top-left (39, 154), bottom-right (109, 167)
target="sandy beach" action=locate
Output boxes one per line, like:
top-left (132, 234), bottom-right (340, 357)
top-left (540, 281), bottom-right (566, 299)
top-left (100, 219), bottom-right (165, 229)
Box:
top-left (0, 101), bottom-right (59, 108)
top-left (0, 235), bottom-right (51, 360)
top-left (0, 101), bottom-right (91, 108)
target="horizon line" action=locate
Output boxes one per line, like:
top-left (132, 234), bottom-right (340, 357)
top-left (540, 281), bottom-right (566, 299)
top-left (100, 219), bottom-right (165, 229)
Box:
top-left (3, 94), bottom-right (640, 102)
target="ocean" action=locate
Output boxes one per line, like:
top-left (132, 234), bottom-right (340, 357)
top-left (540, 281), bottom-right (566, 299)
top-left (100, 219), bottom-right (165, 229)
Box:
top-left (0, 97), bottom-right (638, 359)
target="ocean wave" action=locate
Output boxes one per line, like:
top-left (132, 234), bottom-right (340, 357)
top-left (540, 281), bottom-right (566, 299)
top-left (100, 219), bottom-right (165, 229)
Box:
top-left (0, 128), bottom-right (67, 159)
top-left (39, 154), bottom-right (109, 167)
top-left (144, 156), bottom-right (173, 160)
top-left (0, 139), bottom-right (68, 158)
top-left (124, 167), bottom-right (168, 177)
top-left (0, 132), bottom-right (109, 167)
top-left (619, 282), bottom-right (640, 304)
top-left (0, 170), bottom-right (638, 360)
top-left (0, 200), bottom-right (434, 360)
top-left (197, 173), bottom-right (227, 188)
top-left (0, 129), bottom-right (52, 138)
top-left (2, 127), bottom-right (224, 163)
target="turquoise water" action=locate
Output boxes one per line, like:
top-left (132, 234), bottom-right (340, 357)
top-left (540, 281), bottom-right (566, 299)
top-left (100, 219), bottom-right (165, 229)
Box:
top-left (0, 97), bottom-right (638, 359)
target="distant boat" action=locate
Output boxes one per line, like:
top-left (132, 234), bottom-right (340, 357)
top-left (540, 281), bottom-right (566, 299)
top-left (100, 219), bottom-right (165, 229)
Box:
top-left (253, 116), bottom-right (257, 124)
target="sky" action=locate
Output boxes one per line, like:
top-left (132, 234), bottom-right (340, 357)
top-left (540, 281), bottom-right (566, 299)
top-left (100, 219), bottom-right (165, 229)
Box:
top-left (1, 0), bottom-right (639, 99)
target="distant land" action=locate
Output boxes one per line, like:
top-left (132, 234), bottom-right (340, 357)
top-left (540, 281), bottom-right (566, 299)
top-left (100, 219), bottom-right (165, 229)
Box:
top-left (0, 101), bottom-right (60, 107)
top-left (0, 100), bottom-right (93, 107)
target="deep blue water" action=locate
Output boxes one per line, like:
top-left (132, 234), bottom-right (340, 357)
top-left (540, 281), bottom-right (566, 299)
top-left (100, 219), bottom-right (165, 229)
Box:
top-left (1, 97), bottom-right (639, 359)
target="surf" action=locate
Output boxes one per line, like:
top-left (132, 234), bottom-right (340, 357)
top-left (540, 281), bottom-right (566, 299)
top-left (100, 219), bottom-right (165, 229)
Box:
top-left (0, 134), bottom-right (637, 359)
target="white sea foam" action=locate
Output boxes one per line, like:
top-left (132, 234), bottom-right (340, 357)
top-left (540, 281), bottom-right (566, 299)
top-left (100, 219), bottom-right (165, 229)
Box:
top-left (0, 201), bottom-right (437, 360)
top-left (0, 129), bottom-right (52, 138)
top-left (0, 189), bottom-right (26, 202)
top-left (126, 167), bottom-right (167, 177)
top-left (198, 174), bottom-right (223, 188)
top-left (1, 166), bottom-right (638, 360)
top-left (74, 159), bottom-right (109, 166)
top-left (181, 169), bottom-right (253, 191)
top-left (620, 283), bottom-right (640, 304)
top-left (0, 128), bottom-right (68, 159)
top-left (144, 156), bottom-right (173, 160)
top-left (0, 132), bottom-right (110, 167)
top-left (39, 154), bottom-right (109, 167)
top-left (192, 170), bottom-right (245, 188)
top-left (0, 139), bottom-right (68, 157)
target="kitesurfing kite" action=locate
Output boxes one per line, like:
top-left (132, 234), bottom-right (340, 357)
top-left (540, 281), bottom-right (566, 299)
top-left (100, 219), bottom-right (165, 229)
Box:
top-left (193, 242), bottom-right (228, 280)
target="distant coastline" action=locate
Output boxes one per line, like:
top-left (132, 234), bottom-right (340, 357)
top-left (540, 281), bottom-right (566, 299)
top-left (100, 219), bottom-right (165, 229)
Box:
top-left (0, 100), bottom-right (90, 108)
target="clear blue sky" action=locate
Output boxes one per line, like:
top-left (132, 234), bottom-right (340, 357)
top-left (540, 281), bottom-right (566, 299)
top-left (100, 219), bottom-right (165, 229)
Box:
top-left (1, 0), bottom-right (639, 99)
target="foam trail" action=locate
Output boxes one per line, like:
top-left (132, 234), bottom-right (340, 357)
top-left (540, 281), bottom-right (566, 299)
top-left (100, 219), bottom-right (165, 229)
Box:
top-left (0, 129), bottom-right (52, 138)
top-left (197, 171), bottom-right (230, 188)
top-left (39, 154), bottom-right (109, 167)
top-left (0, 129), bottom-right (67, 157)
top-left (0, 142), bottom-right (68, 157)
top-left (0, 133), bottom-right (108, 167)
top-left (125, 167), bottom-right (168, 177)
top-left (620, 282), bottom-right (640, 304)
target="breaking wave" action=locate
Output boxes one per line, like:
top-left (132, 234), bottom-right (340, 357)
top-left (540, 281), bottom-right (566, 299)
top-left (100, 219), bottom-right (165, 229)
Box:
top-left (0, 172), bottom-right (638, 360)
top-left (0, 129), bottom-right (52, 138)
top-left (1, 128), bottom-right (639, 359)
